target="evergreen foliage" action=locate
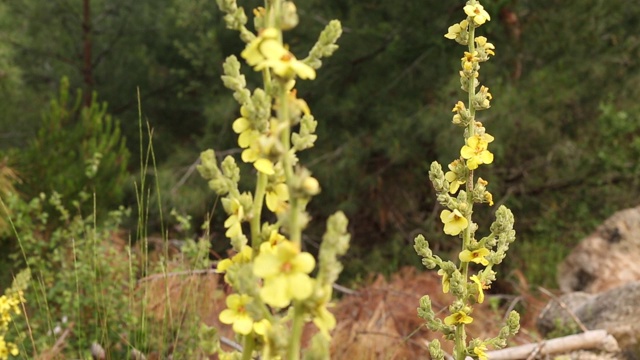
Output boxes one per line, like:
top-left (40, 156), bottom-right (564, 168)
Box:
top-left (0, 0), bottom-right (639, 286)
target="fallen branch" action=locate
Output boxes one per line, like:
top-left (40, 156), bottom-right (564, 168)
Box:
top-left (479, 329), bottom-right (619, 359)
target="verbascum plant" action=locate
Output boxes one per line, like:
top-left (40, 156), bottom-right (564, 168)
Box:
top-left (197, 1), bottom-right (348, 359)
top-left (413, 2), bottom-right (519, 359)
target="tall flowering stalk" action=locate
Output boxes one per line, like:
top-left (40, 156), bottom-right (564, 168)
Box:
top-left (414, 2), bottom-right (519, 359)
top-left (198, 1), bottom-right (348, 359)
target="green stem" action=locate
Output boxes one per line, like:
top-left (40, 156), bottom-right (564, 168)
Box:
top-left (251, 172), bottom-right (268, 252)
top-left (456, 20), bottom-right (478, 360)
top-left (279, 88), bottom-right (302, 246)
top-left (288, 301), bottom-right (305, 360)
top-left (454, 324), bottom-right (466, 360)
top-left (467, 25), bottom-right (476, 139)
top-left (242, 335), bottom-right (256, 360)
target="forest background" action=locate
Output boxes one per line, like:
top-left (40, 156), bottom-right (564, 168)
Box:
top-left (1, 0), bottom-right (639, 292)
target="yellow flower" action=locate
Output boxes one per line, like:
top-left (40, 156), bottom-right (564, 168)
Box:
top-left (240, 140), bottom-right (276, 175)
top-left (459, 248), bottom-right (490, 266)
top-left (217, 245), bottom-right (253, 273)
top-left (254, 158), bottom-right (275, 175)
top-left (444, 311), bottom-right (473, 326)
top-left (219, 294), bottom-right (255, 335)
top-left (461, 51), bottom-right (479, 72)
top-left (470, 275), bottom-right (489, 303)
top-left (313, 305), bottom-right (336, 339)
top-left (0, 338), bottom-right (19, 359)
top-left (474, 344), bottom-right (489, 360)
top-left (253, 241), bottom-right (316, 308)
top-left (451, 101), bottom-right (467, 125)
top-left (460, 134), bottom-right (494, 170)
top-left (437, 269), bottom-right (450, 293)
top-left (266, 183), bottom-right (289, 213)
top-left (241, 28), bottom-right (316, 80)
top-left (464, 4), bottom-right (491, 25)
top-left (444, 20), bottom-right (469, 40)
top-left (222, 198), bottom-right (245, 239)
top-left (444, 160), bottom-right (465, 193)
top-left (260, 230), bottom-right (288, 253)
top-left (241, 28), bottom-right (283, 66)
top-left (484, 191), bottom-right (494, 206)
top-left (444, 23), bottom-right (462, 39)
top-left (257, 53), bottom-right (316, 80)
top-left (253, 319), bottom-right (283, 360)
top-left (475, 36), bottom-right (495, 57)
top-left (232, 106), bottom-right (260, 149)
top-left (440, 209), bottom-right (468, 236)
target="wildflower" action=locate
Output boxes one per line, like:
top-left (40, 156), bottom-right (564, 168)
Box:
top-left (219, 294), bottom-right (255, 335)
top-left (474, 344), bottom-right (489, 360)
top-left (475, 36), bottom-right (495, 58)
top-left (217, 245), bottom-right (253, 273)
top-left (254, 158), bottom-right (275, 175)
top-left (445, 160), bottom-right (466, 193)
top-left (460, 134), bottom-right (494, 170)
top-left (484, 192), bottom-right (494, 206)
top-left (451, 101), bottom-right (468, 125)
top-left (444, 20), bottom-right (469, 43)
top-left (258, 52), bottom-right (316, 80)
top-left (222, 198), bottom-right (245, 239)
top-left (475, 85), bottom-right (493, 109)
top-left (232, 106), bottom-right (260, 149)
top-left (461, 51), bottom-right (479, 72)
top-left (470, 275), bottom-right (488, 303)
top-left (242, 28), bottom-right (316, 80)
top-left (241, 146), bottom-right (275, 175)
top-left (253, 241), bottom-right (316, 308)
top-left (438, 269), bottom-right (451, 293)
top-left (464, 4), bottom-right (491, 25)
top-left (459, 248), bottom-right (490, 266)
top-left (266, 183), bottom-right (289, 213)
top-left (253, 319), bottom-right (283, 359)
top-left (440, 209), bottom-right (469, 236)
top-left (260, 230), bottom-right (287, 253)
top-left (0, 339), bottom-right (19, 359)
top-left (242, 28), bottom-right (282, 66)
top-left (287, 88), bottom-right (311, 118)
top-left (312, 303), bottom-right (336, 339)
top-left (444, 310), bottom-right (473, 326)
top-left (444, 22), bottom-right (463, 39)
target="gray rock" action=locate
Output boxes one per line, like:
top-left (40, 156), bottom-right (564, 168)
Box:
top-left (538, 282), bottom-right (640, 352)
top-left (558, 206), bottom-right (640, 294)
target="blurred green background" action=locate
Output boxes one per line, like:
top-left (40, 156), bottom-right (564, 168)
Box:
top-left (1, 0), bottom-right (639, 290)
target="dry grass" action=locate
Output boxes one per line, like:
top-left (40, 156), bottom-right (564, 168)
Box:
top-left (133, 263), bottom-right (546, 359)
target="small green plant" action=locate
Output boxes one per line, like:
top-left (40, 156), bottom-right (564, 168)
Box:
top-left (197, 0), bottom-right (347, 359)
top-left (413, 2), bottom-right (519, 359)
top-left (5, 188), bottom-right (135, 358)
top-left (15, 76), bottom-right (130, 218)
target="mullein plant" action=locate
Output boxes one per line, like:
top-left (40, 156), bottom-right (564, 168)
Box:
top-left (413, 2), bottom-right (520, 360)
top-left (197, 1), bottom-right (348, 359)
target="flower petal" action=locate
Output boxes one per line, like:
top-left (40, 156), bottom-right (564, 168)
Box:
top-left (261, 276), bottom-right (291, 308)
top-left (232, 117), bottom-right (250, 134)
top-left (253, 252), bottom-right (281, 278)
top-left (233, 315), bottom-right (254, 335)
top-left (288, 272), bottom-right (313, 300)
top-left (292, 252), bottom-right (316, 274)
top-left (219, 309), bottom-right (237, 324)
top-left (254, 158), bottom-right (275, 175)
